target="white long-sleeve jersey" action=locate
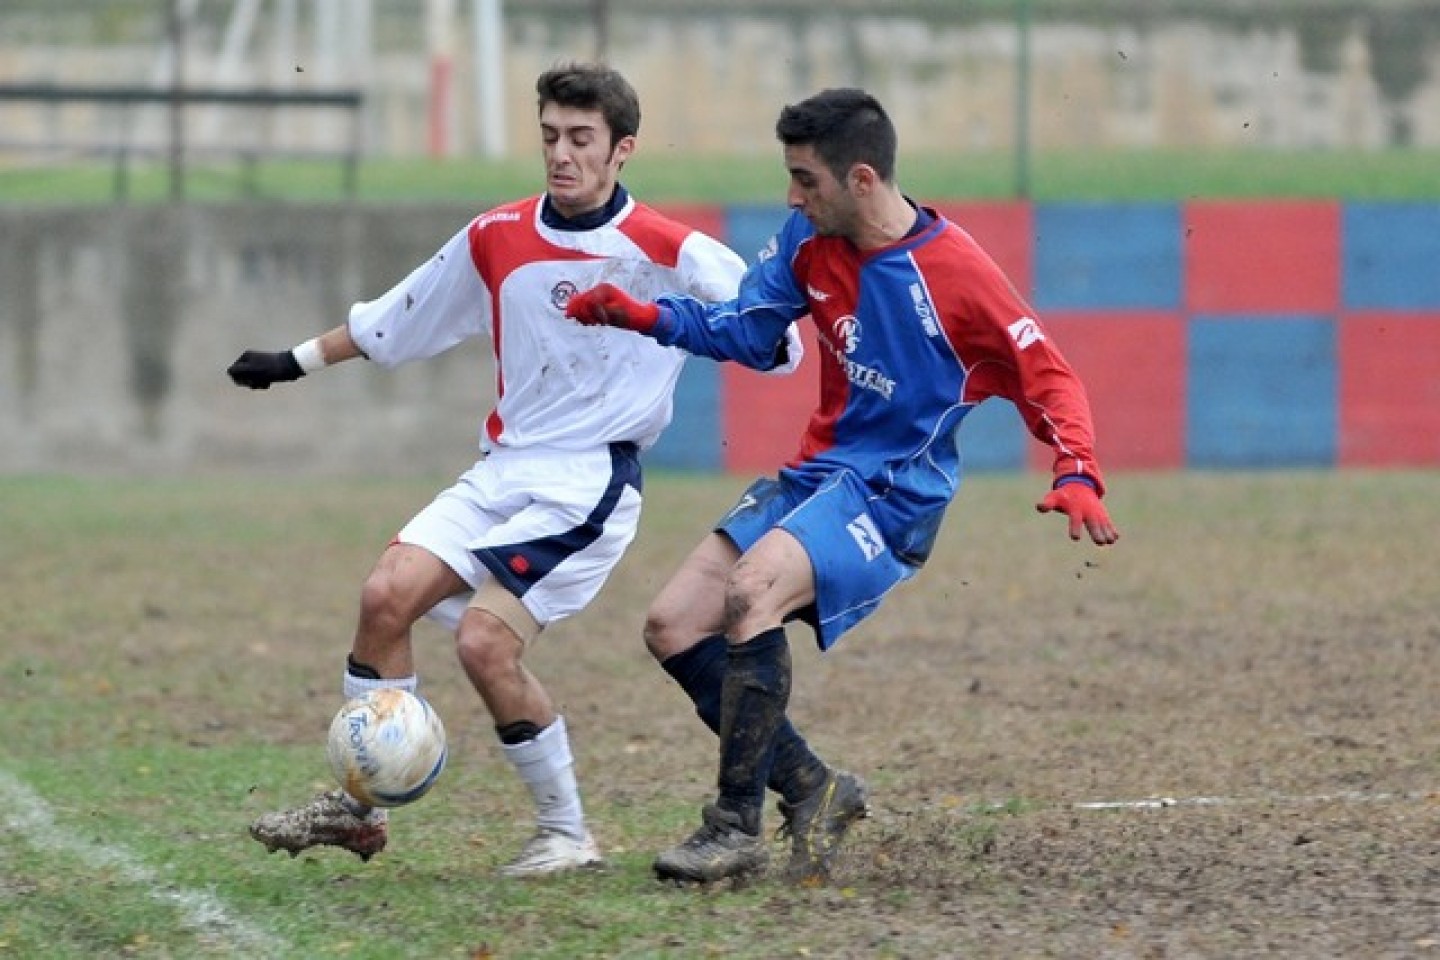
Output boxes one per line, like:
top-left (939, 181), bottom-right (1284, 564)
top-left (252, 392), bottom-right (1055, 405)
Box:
top-left (347, 191), bottom-right (769, 454)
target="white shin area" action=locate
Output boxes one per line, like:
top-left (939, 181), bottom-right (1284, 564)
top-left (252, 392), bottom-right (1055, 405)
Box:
top-left (501, 716), bottom-right (586, 841)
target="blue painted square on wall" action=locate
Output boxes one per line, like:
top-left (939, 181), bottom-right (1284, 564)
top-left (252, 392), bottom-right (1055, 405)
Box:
top-left (1344, 202), bottom-right (1440, 309)
top-left (725, 205), bottom-right (792, 266)
top-left (957, 397), bottom-right (1026, 474)
top-left (1033, 202), bottom-right (1182, 310)
top-left (1187, 316), bottom-right (1337, 468)
top-left (645, 360), bottom-right (722, 472)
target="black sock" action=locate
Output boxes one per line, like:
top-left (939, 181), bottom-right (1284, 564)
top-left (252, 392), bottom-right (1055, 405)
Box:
top-left (346, 653), bottom-right (381, 680)
top-left (715, 627), bottom-right (796, 830)
top-left (662, 634), bottom-right (826, 804)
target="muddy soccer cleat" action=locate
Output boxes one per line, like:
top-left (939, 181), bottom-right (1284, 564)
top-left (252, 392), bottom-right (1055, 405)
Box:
top-left (776, 768), bottom-right (869, 883)
top-left (653, 804), bottom-right (769, 883)
top-left (249, 790), bottom-right (389, 862)
top-left (498, 829), bottom-right (604, 878)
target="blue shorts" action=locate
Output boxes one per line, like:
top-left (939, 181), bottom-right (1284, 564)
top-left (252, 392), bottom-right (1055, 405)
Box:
top-left (716, 470), bottom-right (918, 650)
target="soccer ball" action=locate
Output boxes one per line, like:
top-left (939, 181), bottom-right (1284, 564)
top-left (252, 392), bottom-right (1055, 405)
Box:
top-left (326, 688), bottom-right (448, 808)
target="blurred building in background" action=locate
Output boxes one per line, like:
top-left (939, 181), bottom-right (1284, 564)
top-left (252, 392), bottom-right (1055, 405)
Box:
top-left (2, 2), bottom-right (1438, 478)
top-left (0, 0), bottom-right (1437, 169)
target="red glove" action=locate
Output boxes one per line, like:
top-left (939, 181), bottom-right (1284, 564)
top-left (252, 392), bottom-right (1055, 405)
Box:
top-left (564, 283), bottom-right (661, 334)
top-left (1037, 479), bottom-right (1119, 545)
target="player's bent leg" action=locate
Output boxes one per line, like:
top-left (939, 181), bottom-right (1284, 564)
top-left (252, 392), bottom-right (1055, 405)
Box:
top-left (660, 634), bottom-right (829, 806)
top-left (652, 532), bottom-right (831, 811)
top-left (455, 600), bottom-right (549, 725)
top-left (251, 547), bottom-right (462, 863)
top-left (457, 600), bottom-right (601, 877)
top-left (354, 542), bottom-right (469, 677)
top-left (249, 790), bottom-right (389, 862)
top-left (643, 532), bottom-right (736, 661)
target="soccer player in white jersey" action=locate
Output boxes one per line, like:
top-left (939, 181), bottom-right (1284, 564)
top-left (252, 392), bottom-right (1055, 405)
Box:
top-left (228, 63), bottom-right (800, 877)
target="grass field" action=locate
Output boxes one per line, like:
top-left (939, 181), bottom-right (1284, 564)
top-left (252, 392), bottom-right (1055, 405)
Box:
top-left (2, 470), bottom-right (1438, 958)
top-left (1, 148), bottom-right (1437, 206)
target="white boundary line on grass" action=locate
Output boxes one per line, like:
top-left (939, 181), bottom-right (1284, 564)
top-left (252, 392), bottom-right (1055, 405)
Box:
top-left (0, 769), bottom-right (287, 958)
top-left (1073, 789), bottom-right (1435, 811)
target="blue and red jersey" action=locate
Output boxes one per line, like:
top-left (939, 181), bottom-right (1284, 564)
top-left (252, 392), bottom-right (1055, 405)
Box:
top-left (652, 206), bottom-right (1105, 565)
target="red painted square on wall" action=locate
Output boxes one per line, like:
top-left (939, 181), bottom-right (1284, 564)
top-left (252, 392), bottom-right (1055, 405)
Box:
top-left (1339, 312), bottom-right (1440, 466)
top-left (1184, 201), bottom-right (1340, 314)
top-left (1030, 313), bottom-right (1187, 472)
top-left (722, 323), bottom-right (819, 474)
top-left (651, 203), bottom-right (727, 243)
top-left (933, 201), bottom-right (1034, 299)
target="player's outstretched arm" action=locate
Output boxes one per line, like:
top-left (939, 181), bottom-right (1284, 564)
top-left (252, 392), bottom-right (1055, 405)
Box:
top-left (564, 283), bottom-right (663, 335)
top-left (1036, 477), bottom-right (1119, 546)
top-left (570, 273), bottom-right (803, 371)
top-left (227, 325), bottom-right (363, 390)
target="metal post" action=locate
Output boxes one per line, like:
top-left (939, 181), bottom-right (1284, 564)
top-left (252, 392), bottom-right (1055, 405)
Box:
top-left (1014, 0), bottom-right (1032, 200)
top-left (474, 0), bottom-right (507, 159)
top-left (426, 0), bottom-right (457, 158)
top-left (594, 0), bottom-right (610, 61)
top-left (167, 0), bottom-right (186, 202)
top-left (113, 102), bottom-right (132, 203)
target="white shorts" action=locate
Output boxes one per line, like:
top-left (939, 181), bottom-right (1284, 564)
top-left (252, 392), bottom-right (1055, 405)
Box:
top-left (398, 442), bottom-right (644, 631)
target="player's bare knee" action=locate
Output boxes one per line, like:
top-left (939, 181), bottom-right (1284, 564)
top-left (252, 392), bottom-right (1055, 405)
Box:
top-left (643, 606), bottom-right (682, 660)
top-left (721, 583), bottom-right (757, 636)
top-left (454, 612), bottom-right (523, 684)
top-left (357, 570), bottom-right (410, 636)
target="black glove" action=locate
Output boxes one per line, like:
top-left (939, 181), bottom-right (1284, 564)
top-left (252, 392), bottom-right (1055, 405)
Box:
top-left (227, 349), bottom-right (305, 390)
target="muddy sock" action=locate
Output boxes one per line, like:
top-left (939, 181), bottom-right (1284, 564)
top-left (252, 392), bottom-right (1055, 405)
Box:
top-left (663, 634), bottom-right (826, 804)
top-left (715, 627), bottom-right (792, 831)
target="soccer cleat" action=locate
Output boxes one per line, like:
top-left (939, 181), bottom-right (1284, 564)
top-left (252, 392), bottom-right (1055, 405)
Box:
top-left (776, 768), bottom-right (869, 883)
top-left (498, 829), bottom-right (603, 878)
top-left (653, 804), bottom-right (769, 883)
top-left (249, 790), bottom-right (389, 862)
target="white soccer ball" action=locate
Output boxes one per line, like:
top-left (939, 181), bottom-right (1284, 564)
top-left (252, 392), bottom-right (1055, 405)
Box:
top-left (326, 688), bottom-right (448, 808)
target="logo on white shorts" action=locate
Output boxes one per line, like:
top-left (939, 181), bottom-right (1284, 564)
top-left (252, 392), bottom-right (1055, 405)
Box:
top-left (846, 513), bottom-right (885, 561)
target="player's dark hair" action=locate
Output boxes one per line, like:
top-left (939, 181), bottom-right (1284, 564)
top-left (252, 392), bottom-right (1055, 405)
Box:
top-left (775, 88), bottom-right (897, 183)
top-left (536, 62), bottom-right (641, 146)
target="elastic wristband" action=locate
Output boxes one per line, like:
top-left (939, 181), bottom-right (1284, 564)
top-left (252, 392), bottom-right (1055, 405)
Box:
top-left (1054, 474), bottom-right (1097, 491)
top-left (649, 303), bottom-right (677, 342)
top-left (292, 337), bottom-right (327, 374)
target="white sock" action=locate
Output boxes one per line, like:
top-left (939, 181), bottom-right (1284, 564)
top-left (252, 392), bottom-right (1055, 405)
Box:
top-left (342, 670), bottom-right (417, 702)
top-left (501, 716), bottom-right (586, 841)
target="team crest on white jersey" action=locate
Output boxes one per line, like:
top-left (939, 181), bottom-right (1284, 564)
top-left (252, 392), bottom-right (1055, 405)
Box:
top-left (846, 513), bottom-right (886, 561)
top-left (1008, 316), bottom-right (1045, 350)
top-left (833, 315), bottom-right (859, 354)
top-left (551, 281), bottom-right (578, 310)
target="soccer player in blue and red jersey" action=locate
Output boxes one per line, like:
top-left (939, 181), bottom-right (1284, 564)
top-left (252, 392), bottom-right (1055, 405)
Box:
top-left (566, 87), bottom-right (1119, 884)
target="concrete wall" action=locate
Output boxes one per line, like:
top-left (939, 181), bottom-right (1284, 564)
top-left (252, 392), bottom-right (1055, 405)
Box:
top-left (4, 201), bottom-right (1439, 478)
top-left (2, 8), bottom-right (1439, 157)
top-left (0, 204), bottom-right (493, 477)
